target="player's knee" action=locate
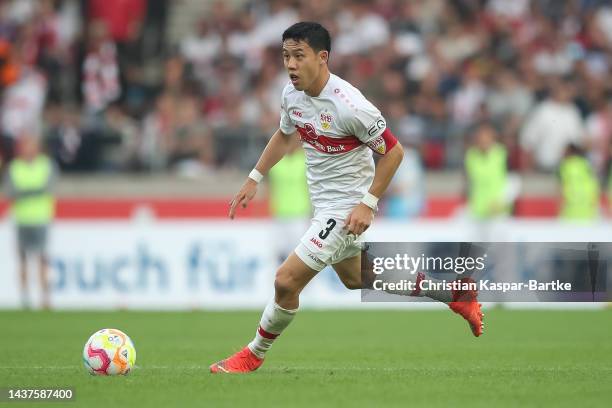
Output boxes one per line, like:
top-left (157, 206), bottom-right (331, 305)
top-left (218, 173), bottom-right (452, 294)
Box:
top-left (274, 269), bottom-right (300, 298)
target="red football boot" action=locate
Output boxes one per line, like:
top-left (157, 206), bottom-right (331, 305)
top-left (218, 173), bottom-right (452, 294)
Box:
top-left (210, 346), bottom-right (263, 374)
top-left (448, 277), bottom-right (484, 337)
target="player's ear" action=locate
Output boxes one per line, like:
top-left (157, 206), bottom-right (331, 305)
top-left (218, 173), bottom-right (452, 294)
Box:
top-left (319, 50), bottom-right (329, 65)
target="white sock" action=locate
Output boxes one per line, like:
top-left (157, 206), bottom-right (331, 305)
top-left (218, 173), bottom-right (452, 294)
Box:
top-left (412, 272), bottom-right (452, 303)
top-left (247, 300), bottom-right (297, 359)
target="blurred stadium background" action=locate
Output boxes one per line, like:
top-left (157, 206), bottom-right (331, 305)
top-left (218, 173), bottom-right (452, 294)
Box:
top-left (0, 0), bottom-right (611, 310)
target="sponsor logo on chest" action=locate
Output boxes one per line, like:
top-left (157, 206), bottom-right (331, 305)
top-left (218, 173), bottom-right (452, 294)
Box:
top-left (295, 123), bottom-right (359, 155)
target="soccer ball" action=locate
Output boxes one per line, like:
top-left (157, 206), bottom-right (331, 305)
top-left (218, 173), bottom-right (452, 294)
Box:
top-left (83, 328), bottom-right (136, 375)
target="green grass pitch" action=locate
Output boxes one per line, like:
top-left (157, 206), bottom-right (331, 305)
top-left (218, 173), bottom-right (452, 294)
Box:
top-left (1, 309), bottom-right (611, 407)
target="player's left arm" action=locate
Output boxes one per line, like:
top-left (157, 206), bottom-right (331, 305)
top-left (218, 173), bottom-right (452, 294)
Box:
top-left (368, 136), bottom-right (404, 198)
top-left (345, 129), bottom-right (404, 235)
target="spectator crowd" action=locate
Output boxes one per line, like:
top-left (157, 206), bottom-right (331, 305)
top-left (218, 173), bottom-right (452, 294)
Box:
top-left (0, 0), bottom-right (610, 190)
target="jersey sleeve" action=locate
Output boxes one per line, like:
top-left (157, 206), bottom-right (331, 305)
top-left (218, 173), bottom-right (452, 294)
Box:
top-left (345, 95), bottom-right (397, 155)
top-left (279, 85), bottom-right (295, 135)
top-left (345, 96), bottom-right (386, 142)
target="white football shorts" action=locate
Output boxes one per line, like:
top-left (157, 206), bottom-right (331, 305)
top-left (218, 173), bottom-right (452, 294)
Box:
top-left (294, 207), bottom-right (366, 272)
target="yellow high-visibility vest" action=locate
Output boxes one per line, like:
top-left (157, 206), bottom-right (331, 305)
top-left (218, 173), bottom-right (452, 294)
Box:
top-left (268, 150), bottom-right (310, 219)
top-left (559, 155), bottom-right (599, 220)
top-left (465, 144), bottom-right (508, 218)
top-left (9, 155), bottom-right (55, 225)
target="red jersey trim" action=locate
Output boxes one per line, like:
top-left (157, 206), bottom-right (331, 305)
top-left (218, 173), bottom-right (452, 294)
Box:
top-left (381, 128), bottom-right (398, 153)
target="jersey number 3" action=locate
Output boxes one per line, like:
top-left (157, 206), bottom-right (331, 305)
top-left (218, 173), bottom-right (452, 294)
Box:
top-left (318, 219), bottom-right (337, 240)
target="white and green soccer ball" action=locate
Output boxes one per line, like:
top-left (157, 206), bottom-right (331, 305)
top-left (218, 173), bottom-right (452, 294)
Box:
top-left (83, 328), bottom-right (136, 375)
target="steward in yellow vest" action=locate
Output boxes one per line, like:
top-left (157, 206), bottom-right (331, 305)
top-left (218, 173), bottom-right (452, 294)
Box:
top-left (268, 143), bottom-right (310, 219)
top-left (465, 124), bottom-right (509, 219)
top-left (7, 154), bottom-right (56, 226)
top-left (2, 136), bottom-right (57, 309)
top-left (559, 144), bottom-right (599, 220)
top-left (267, 138), bottom-right (310, 263)
top-left (608, 164), bottom-right (612, 214)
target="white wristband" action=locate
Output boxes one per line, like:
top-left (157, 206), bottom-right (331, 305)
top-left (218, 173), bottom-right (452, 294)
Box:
top-left (248, 169), bottom-right (263, 183)
top-left (361, 192), bottom-right (379, 211)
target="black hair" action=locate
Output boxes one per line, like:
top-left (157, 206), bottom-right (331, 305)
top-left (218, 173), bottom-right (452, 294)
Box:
top-left (282, 22), bottom-right (331, 54)
top-left (565, 143), bottom-right (585, 157)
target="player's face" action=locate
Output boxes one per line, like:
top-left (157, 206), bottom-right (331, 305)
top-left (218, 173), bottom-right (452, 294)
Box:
top-left (282, 39), bottom-right (327, 92)
top-left (475, 127), bottom-right (495, 150)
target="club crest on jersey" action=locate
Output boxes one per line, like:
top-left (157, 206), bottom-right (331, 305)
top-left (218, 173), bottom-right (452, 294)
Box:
top-left (366, 135), bottom-right (387, 155)
top-left (320, 112), bottom-right (333, 130)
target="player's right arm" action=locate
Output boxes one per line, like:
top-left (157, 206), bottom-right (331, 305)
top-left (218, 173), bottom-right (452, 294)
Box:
top-left (228, 128), bottom-right (296, 219)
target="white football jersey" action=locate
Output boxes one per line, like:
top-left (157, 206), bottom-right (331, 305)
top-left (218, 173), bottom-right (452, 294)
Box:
top-left (279, 73), bottom-right (388, 213)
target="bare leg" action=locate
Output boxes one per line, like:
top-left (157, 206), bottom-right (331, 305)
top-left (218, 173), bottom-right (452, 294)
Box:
top-left (274, 252), bottom-right (320, 309)
top-left (331, 249), bottom-right (378, 290)
top-left (210, 253), bottom-right (320, 371)
top-left (332, 250), bottom-right (484, 336)
top-left (18, 250), bottom-right (29, 309)
top-left (39, 253), bottom-right (50, 310)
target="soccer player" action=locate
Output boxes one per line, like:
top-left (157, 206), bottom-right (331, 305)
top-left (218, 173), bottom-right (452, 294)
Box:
top-left (210, 22), bottom-right (483, 374)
